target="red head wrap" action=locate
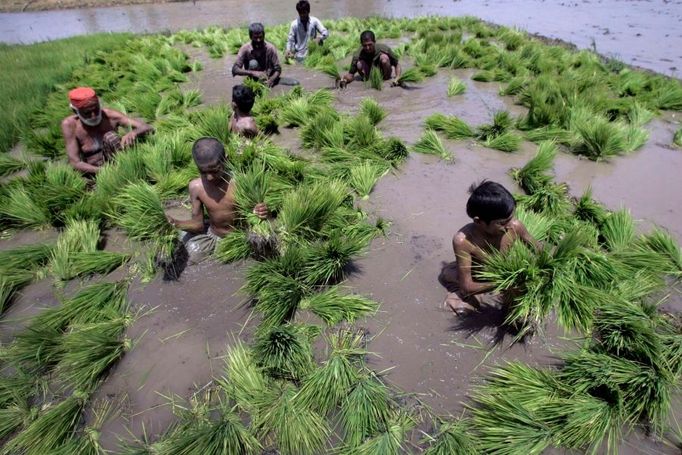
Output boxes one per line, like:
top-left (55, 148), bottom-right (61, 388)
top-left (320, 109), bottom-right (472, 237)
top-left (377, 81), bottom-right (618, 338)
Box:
top-left (68, 87), bottom-right (99, 110)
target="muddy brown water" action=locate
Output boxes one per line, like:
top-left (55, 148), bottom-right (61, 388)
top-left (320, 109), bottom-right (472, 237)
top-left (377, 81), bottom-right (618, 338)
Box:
top-left (2, 32), bottom-right (682, 455)
top-left (1, 0), bottom-right (681, 77)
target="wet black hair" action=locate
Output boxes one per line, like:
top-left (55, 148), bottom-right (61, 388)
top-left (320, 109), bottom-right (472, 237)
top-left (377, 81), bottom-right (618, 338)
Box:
top-left (232, 84), bottom-right (255, 113)
top-left (192, 137), bottom-right (225, 166)
top-left (248, 22), bottom-right (265, 38)
top-left (360, 30), bottom-right (376, 43)
top-left (296, 0), bottom-right (310, 13)
top-left (466, 180), bottom-right (516, 223)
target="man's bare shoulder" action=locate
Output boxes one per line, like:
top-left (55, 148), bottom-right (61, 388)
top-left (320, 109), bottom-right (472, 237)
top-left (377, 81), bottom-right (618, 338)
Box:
top-left (61, 115), bottom-right (77, 129)
top-left (188, 177), bottom-right (205, 196)
top-left (453, 224), bottom-right (476, 250)
top-left (508, 218), bottom-right (528, 234)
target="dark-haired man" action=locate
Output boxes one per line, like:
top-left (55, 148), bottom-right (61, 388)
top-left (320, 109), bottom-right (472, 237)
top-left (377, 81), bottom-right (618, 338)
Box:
top-left (340, 30), bottom-right (401, 88)
top-left (61, 87), bottom-right (153, 174)
top-left (285, 0), bottom-right (329, 61)
top-left (229, 85), bottom-right (258, 138)
top-left (440, 181), bottom-right (541, 315)
top-left (232, 23), bottom-right (282, 88)
top-left (166, 137), bottom-right (267, 262)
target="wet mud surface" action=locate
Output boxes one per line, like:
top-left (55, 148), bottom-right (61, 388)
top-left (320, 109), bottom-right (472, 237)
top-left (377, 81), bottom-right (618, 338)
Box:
top-left (1, 0), bottom-right (681, 76)
top-left (1, 11), bottom-right (682, 454)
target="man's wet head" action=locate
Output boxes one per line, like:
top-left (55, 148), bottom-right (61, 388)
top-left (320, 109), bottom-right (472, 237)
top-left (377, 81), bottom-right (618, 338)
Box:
top-left (69, 87), bottom-right (102, 127)
top-left (192, 137), bottom-right (228, 182)
top-left (360, 30), bottom-right (376, 55)
top-left (249, 22), bottom-right (266, 50)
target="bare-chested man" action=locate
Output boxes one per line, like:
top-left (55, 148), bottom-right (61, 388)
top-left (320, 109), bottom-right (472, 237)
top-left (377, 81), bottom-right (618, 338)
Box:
top-left (229, 85), bottom-right (259, 138)
top-left (441, 181), bottom-right (541, 315)
top-left (61, 87), bottom-right (153, 174)
top-left (166, 137), bottom-right (267, 263)
top-left (339, 30), bottom-right (401, 88)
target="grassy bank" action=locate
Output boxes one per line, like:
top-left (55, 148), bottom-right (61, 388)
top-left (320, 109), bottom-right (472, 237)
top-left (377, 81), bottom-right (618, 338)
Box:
top-left (0, 33), bottom-right (132, 154)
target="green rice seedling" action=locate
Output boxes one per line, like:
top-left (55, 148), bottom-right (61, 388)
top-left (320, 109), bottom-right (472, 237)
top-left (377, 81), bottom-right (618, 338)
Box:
top-left (636, 229), bottom-right (682, 273)
top-left (423, 419), bottom-right (478, 455)
top-left (348, 161), bottom-right (389, 199)
top-left (0, 185), bottom-right (50, 228)
top-left (189, 104), bottom-right (232, 144)
top-left (346, 114), bottom-right (379, 149)
top-left (278, 180), bottom-right (347, 242)
top-left (394, 67), bottom-right (424, 87)
top-left (213, 230), bottom-right (251, 263)
top-left (0, 394), bottom-right (35, 441)
top-left (472, 70), bottom-right (496, 82)
top-left (252, 271), bottom-right (309, 327)
top-left (278, 97), bottom-right (310, 127)
top-left (514, 206), bottom-right (555, 242)
top-left (0, 242), bottom-right (54, 272)
top-left (524, 126), bottom-right (574, 145)
top-left (302, 231), bottom-right (368, 285)
top-left (360, 98), bottom-right (387, 126)
top-left (417, 63), bottom-right (438, 77)
top-left (517, 182), bottom-right (571, 216)
top-left (573, 116), bottom-right (628, 160)
top-left (51, 281), bottom-right (129, 328)
top-left (155, 402), bottom-right (261, 455)
top-left (294, 329), bottom-right (367, 414)
top-left (626, 102), bottom-right (654, 126)
top-left (447, 77), bottom-right (466, 96)
top-left (622, 123), bottom-right (649, 153)
top-left (347, 413), bottom-right (414, 455)
top-left (674, 128), bottom-right (682, 147)
top-left (484, 131), bottom-right (522, 152)
top-left (2, 391), bottom-right (88, 455)
top-left (254, 382), bottom-right (329, 455)
top-left (413, 129), bottom-right (452, 160)
top-left (510, 141), bottom-right (557, 194)
top-left (56, 314), bottom-right (131, 391)
top-left (299, 286), bottom-right (378, 325)
top-left (218, 340), bottom-right (272, 416)
top-left (56, 250), bottom-right (130, 281)
top-left (0, 272), bottom-right (34, 314)
top-left (600, 209), bottom-right (634, 251)
top-left (41, 162), bottom-right (88, 223)
top-left (367, 66), bottom-right (384, 90)
top-left (0, 153), bottom-right (28, 177)
top-left (499, 75), bottom-right (530, 96)
top-left (424, 113), bottom-right (474, 140)
top-left (370, 137), bottom-right (409, 165)
top-left (340, 371), bottom-right (395, 447)
top-left (573, 187), bottom-right (608, 228)
top-left (318, 61), bottom-right (341, 82)
top-left (114, 181), bottom-right (176, 258)
top-left (253, 323), bottom-right (314, 381)
top-left (477, 111), bottom-right (513, 141)
top-left (50, 218), bottom-right (100, 281)
top-left (647, 80), bottom-right (682, 111)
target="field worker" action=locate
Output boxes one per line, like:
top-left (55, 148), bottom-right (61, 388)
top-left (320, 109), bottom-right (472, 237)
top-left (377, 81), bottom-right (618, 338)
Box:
top-left (229, 85), bottom-right (259, 138)
top-left (339, 30), bottom-right (401, 88)
top-left (61, 87), bottom-right (153, 174)
top-left (440, 181), bottom-right (541, 315)
top-left (284, 0), bottom-right (329, 61)
top-left (166, 137), bottom-right (268, 263)
top-left (232, 23), bottom-right (282, 88)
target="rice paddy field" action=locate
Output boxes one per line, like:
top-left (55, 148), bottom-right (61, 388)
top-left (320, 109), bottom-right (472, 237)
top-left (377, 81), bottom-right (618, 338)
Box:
top-left (1, 13), bottom-right (682, 455)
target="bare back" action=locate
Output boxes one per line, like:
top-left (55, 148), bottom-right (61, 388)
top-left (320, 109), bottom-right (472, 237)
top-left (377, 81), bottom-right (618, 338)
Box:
top-left (188, 176), bottom-right (237, 236)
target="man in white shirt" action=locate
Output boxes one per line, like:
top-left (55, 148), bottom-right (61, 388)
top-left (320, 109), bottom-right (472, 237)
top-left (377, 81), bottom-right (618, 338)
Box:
top-left (285, 0), bottom-right (329, 61)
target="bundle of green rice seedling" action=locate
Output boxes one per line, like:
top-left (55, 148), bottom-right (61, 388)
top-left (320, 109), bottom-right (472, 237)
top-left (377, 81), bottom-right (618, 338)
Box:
top-left (476, 111), bottom-right (513, 141)
top-left (294, 329), bottom-right (367, 414)
top-left (345, 413), bottom-right (414, 455)
top-left (278, 97), bottom-right (311, 127)
top-left (573, 187), bottom-right (609, 228)
top-left (600, 209), bottom-right (634, 252)
top-left (2, 391), bottom-right (88, 454)
top-left (50, 218), bottom-right (101, 281)
top-left (510, 141), bottom-right (557, 194)
top-left (423, 419), bottom-right (478, 455)
top-left (483, 131), bottom-right (522, 152)
top-left (0, 242), bottom-right (54, 272)
top-left (40, 163), bottom-right (88, 223)
top-left (625, 102), bottom-right (654, 127)
top-left (499, 75), bottom-right (530, 96)
top-left (300, 286), bottom-right (378, 325)
top-left (252, 271), bottom-right (310, 327)
top-left (514, 206), bottom-right (555, 242)
top-left (417, 63), bottom-right (437, 77)
top-left (189, 104), bottom-right (232, 144)
top-left (573, 116), bottom-right (628, 160)
top-left (424, 113), bottom-right (474, 140)
top-left (394, 67), bottom-right (424, 87)
top-left (318, 61), bottom-right (341, 82)
top-left (348, 161), bottom-right (389, 199)
top-left (113, 181), bottom-right (176, 258)
top-left (300, 108), bottom-right (342, 150)
top-left (635, 229), bottom-right (682, 274)
top-left (559, 350), bottom-right (672, 433)
top-left (55, 250), bottom-right (131, 281)
top-left (0, 153), bottom-right (28, 177)
top-left (52, 281), bottom-right (129, 328)
top-left (154, 404), bottom-right (261, 455)
top-left (0, 185), bottom-right (50, 228)
top-left (253, 323), bottom-right (314, 381)
top-left (447, 77), bottom-right (466, 96)
top-left (517, 182), bottom-right (571, 216)
top-left (0, 272), bottom-right (34, 314)
top-left (523, 125), bottom-right (574, 144)
top-left (213, 230), bottom-right (251, 263)
top-left (277, 180), bottom-right (348, 242)
top-left (56, 315), bottom-right (132, 391)
top-left (367, 66), bottom-right (384, 90)
top-left (360, 98), bottom-right (387, 126)
top-left (218, 341), bottom-right (273, 416)
top-left (0, 394), bottom-right (34, 441)
top-left (340, 371), bottom-right (395, 448)
top-left (413, 129), bottom-right (451, 160)
top-left (254, 383), bottom-right (329, 455)
top-left (369, 137), bottom-right (409, 165)
top-left (346, 114), bottom-right (379, 149)
top-left (302, 232), bottom-right (367, 285)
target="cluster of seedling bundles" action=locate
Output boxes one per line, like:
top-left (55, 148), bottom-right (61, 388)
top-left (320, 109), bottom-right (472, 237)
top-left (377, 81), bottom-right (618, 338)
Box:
top-left (1, 14), bottom-right (681, 454)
